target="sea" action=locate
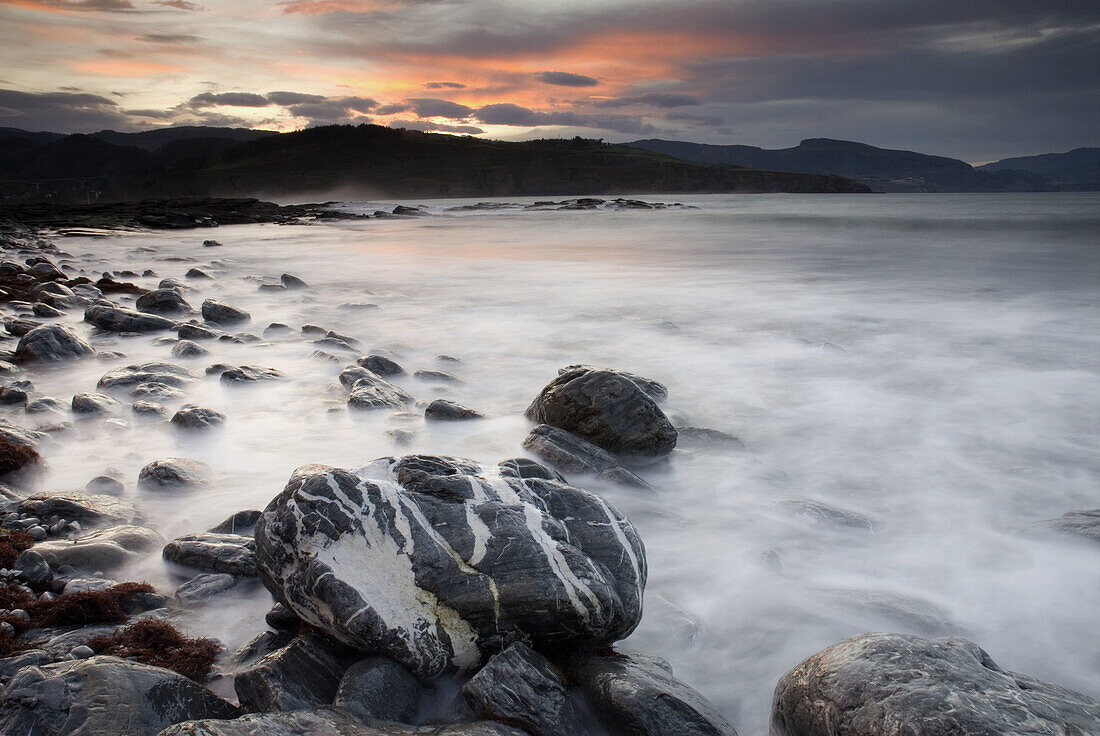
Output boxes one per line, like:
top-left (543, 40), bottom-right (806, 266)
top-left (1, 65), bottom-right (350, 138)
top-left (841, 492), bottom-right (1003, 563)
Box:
top-left (20, 192), bottom-right (1100, 733)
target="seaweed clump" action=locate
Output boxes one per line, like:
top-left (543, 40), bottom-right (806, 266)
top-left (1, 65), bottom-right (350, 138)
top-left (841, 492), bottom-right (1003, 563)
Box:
top-left (0, 436), bottom-right (39, 475)
top-left (88, 619), bottom-right (221, 682)
top-left (0, 529), bottom-right (34, 568)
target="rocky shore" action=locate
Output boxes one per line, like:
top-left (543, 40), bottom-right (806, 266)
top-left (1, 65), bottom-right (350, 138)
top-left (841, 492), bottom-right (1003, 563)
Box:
top-left (0, 216), bottom-right (1096, 735)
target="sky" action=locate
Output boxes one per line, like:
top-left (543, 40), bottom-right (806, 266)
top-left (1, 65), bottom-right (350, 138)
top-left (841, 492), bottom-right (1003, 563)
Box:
top-left (0, 0), bottom-right (1097, 162)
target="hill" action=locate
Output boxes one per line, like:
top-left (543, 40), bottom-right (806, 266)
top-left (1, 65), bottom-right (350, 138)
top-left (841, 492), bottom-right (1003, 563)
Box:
top-left (0, 125), bottom-right (868, 203)
top-left (624, 138), bottom-right (1053, 192)
top-left (977, 148), bottom-right (1100, 189)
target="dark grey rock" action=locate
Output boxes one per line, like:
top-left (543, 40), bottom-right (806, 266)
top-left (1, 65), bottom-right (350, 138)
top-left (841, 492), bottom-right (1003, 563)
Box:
top-left (1037, 508), bottom-right (1100, 545)
top-left (14, 549), bottom-right (51, 586)
top-left (98, 362), bottom-right (198, 390)
top-left (171, 339), bottom-right (209, 358)
top-left (770, 632), bottom-right (1100, 736)
top-left (226, 630), bottom-right (295, 672)
top-left (32, 524), bottom-right (163, 571)
top-left (0, 654), bottom-right (235, 736)
top-left (560, 364), bottom-right (669, 401)
top-left (675, 426), bottom-right (746, 451)
top-left (357, 354), bottom-right (405, 376)
top-left (18, 492), bottom-right (142, 527)
top-left (569, 651), bottom-right (736, 736)
top-left (32, 302), bottom-right (63, 318)
top-left (201, 299), bottom-right (250, 325)
top-left (177, 323), bottom-right (220, 341)
top-left (254, 455), bottom-right (646, 678)
top-left (234, 635), bottom-right (353, 713)
top-left (497, 457), bottom-right (567, 483)
top-left (4, 318), bottom-right (43, 338)
top-left (132, 400), bottom-right (170, 418)
top-left (131, 381), bottom-right (185, 401)
top-left (280, 273), bottom-right (307, 289)
top-left (85, 475), bottom-right (125, 495)
top-left (414, 369), bottom-right (462, 383)
top-left (220, 365), bottom-right (283, 383)
top-left (0, 418), bottom-right (41, 449)
top-left (163, 532), bottom-right (256, 576)
top-left (136, 288), bottom-right (191, 316)
top-left (775, 499), bottom-right (875, 532)
top-left (334, 656), bottom-right (423, 724)
top-left (526, 366), bottom-right (677, 457)
top-left (425, 399), bottom-right (484, 421)
top-left (25, 396), bottom-right (66, 414)
top-left (84, 304), bottom-right (176, 333)
top-left (71, 391), bottom-right (121, 415)
top-left (265, 603), bottom-right (301, 631)
top-left (185, 267), bottom-right (213, 279)
top-left (595, 466), bottom-right (654, 491)
top-left (171, 404), bottom-right (227, 430)
top-left (0, 650), bottom-right (49, 681)
top-left (263, 323), bottom-right (291, 336)
top-left (174, 572), bottom-right (238, 604)
top-left (138, 457), bottom-right (213, 491)
top-left (0, 386), bottom-right (28, 406)
top-left (14, 325), bottom-right (95, 364)
top-left (209, 509), bottom-right (261, 535)
top-left (346, 370), bottom-right (414, 410)
top-left (522, 424), bottom-right (616, 474)
top-left (160, 708), bottom-right (526, 735)
top-left (464, 643), bottom-right (585, 736)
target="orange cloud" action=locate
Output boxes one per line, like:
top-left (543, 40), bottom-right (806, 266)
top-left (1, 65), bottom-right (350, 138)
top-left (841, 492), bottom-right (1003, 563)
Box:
top-left (72, 59), bottom-right (184, 76)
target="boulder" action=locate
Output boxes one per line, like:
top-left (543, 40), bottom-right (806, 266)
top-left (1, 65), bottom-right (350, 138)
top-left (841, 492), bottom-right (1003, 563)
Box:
top-left (280, 273), bottom-right (307, 289)
top-left (171, 340), bottom-right (209, 358)
top-left (14, 325), bottom-right (94, 364)
top-left (171, 404), bottom-right (226, 430)
top-left (18, 492), bottom-right (142, 527)
top-left (343, 369), bottom-right (413, 410)
top-left (136, 288), bottom-right (191, 316)
top-left (159, 708), bottom-right (526, 735)
top-left (220, 365), bottom-right (283, 383)
top-left (357, 354), bottom-right (406, 376)
top-left (177, 323), bottom-right (220, 341)
top-left (522, 423), bottom-right (616, 474)
top-left (32, 525), bottom-right (163, 571)
top-left (84, 304), bottom-right (176, 333)
top-left (174, 573), bottom-right (238, 604)
top-left (25, 396), bottom-right (67, 414)
top-left (201, 299), bottom-right (249, 325)
top-left (234, 635), bottom-right (353, 713)
top-left (14, 549), bottom-right (51, 586)
top-left (526, 366), bottom-right (676, 457)
top-left (0, 655), bottom-right (237, 736)
top-left (71, 391), bottom-right (121, 415)
top-left (770, 632), bottom-right (1100, 736)
top-left (463, 643), bottom-right (585, 736)
top-left (163, 532), bottom-right (256, 576)
top-left (226, 630), bottom-right (295, 672)
top-left (424, 399), bottom-right (484, 421)
top-left (334, 657), bottom-right (423, 724)
top-left (98, 362), bottom-right (198, 391)
top-left (138, 458), bottom-right (213, 491)
top-left (85, 475), bottom-right (125, 495)
top-left (254, 455), bottom-right (646, 677)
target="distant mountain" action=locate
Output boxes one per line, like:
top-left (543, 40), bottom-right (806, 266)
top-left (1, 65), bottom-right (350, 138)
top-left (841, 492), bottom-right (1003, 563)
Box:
top-left (624, 138), bottom-right (1054, 192)
top-left (977, 148), bottom-right (1100, 188)
top-left (0, 124), bottom-right (869, 203)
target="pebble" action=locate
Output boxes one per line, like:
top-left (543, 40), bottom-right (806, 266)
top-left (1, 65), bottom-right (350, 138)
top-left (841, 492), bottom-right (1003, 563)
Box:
top-left (71, 645), bottom-right (94, 659)
top-left (28, 525), bottom-right (47, 540)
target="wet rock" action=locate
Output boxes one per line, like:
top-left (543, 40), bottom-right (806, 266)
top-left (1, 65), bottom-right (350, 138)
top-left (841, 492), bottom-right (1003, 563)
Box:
top-left (414, 369), bottom-right (462, 383)
top-left (33, 525), bottom-right (163, 570)
top-left (98, 362), bottom-right (198, 390)
top-left (25, 396), bottom-right (66, 414)
top-left (522, 424), bottom-right (616, 475)
top-left (163, 532), bottom-right (256, 576)
top-left (14, 325), bottom-right (95, 364)
top-left (4, 318), bottom-right (42, 338)
top-left (202, 239), bottom-right (222, 248)
top-left (14, 549), bottom-right (51, 586)
top-left (525, 366), bottom-right (677, 457)
top-left (234, 635), bottom-right (353, 713)
top-left (209, 509), bottom-right (261, 535)
top-left (342, 368), bottom-right (413, 410)
top-left (18, 492), bottom-right (142, 527)
top-left (263, 323), bottom-right (291, 337)
top-left (226, 630), bottom-right (295, 672)
top-left (254, 455), bottom-right (646, 678)
top-left (85, 475), bottom-right (125, 495)
top-left (171, 404), bottom-right (226, 430)
top-left (569, 651), bottom-right (736, 736)
top-left (265, 603), bottom-right (301, 631)
top-left (85, 304), bottom-right (176, 333)
top-left (497, 457), bottom-right (567, 483)
top-left (770, 632), bottom-right (1100, 736)
top-left (817, 589), bottom-right (956, 636)
top-left (357, 354), bottom-right (406, 376)
top-left (333, 656), bottom-right (423, 724)
top-left (137, 457), bottom-right (213, 491)
top-left (32, 302), bottom-right (63, 318)
top-left (132, 400), bottom-right (170, 418)
top-left (0, 655), bottom-right (238, 736)
top-left (177, 323), bottom-right (219, 341)
top-left (280, 273), bottom-right (307, 289)
top-left (201, 299), bottom-right (249, 325)
top-left (136, 288), bottom-right (191, 316)
top-left (175, 573), bottom-right (238, 604)
top-left (160, 708), bottom-right (525, 735)
top-left (0, 418), bottom-right (44, 449)
top-left (71, 391), bottom-right (121, 415)
top-left (463, 643), bottom-right (585, 736)
top-left (170, 339), bottom-right (209, 358)
top-left (185, 267), bottom-right (213, 280)
top-left (775, 499), bottom-right (875, 532)
top-left (424, 399), bottom-right (484, 421)
top-left (131, 381), bottom-right (183, 401)
top-left (1037, 508), bottom-right (1100, 545)
top-left (595, 466), bottom-right (654, 491)
top-left (0, 650), bottom-right (49, 681)
top-left (220, 365), bottom-right (283, 383)
top-left (0, 386), bottom-right (28, 406)
top-left (675, 426), bottom-right (746, 451)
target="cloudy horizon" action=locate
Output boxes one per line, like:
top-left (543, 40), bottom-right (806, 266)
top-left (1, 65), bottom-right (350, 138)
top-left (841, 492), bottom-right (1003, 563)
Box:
top-left (0, 0), bottom-right (1097, 163)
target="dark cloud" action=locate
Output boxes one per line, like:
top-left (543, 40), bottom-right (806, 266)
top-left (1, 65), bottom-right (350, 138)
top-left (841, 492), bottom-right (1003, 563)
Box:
top-left (408, 98), bottom-right (473, 118)
top-left (139, 33), bottom-right (202, 44)
top-left (424, 82), bottom-right (465, 89)
top-left (189, 92), bottom-right (271, 108)
top-left (474, 103), bottom-right (655, 135)
top-left (0, 89), bottom-right (132, 132)
top-left (376, 103), bottom-right (411, 115)
top-left (392, 120), bottom-right (484, 135)
top-left (535, 71), bottom-right (598, 88)
top-left (283, 96), bottom-right (377, 124)
top-left (29, 0), bottom-right (136, 11)
top-left (153, 0), bottom-right (201, 9)
top-left (266, 91), bottom-right (327, 105)
top-left (595, 93), bottom-right (700, 109)
top-left (124, 108), bottom-right (179, 119)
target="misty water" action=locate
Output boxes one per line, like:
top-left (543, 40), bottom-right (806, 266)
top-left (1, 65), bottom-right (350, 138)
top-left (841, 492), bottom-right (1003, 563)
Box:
top-left (16, 192), bottom-right (1100, 733)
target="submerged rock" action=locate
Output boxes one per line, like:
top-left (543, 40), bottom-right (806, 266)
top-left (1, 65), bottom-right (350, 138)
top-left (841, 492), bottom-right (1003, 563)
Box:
top-left (163, 532), bottom-right (256, 576)
top-left (522, 423), bottom-right (616, 474)
top-left (85, 304), bottom-right (176, 333)
top-left (1037, 508), bottom-right (1100, 545)
top-left (770, 632), bottom-right (1100, 736)
top-left (18, 492), bottom-right (142, 527)
top-left (175, 573), bottom-right (238, 604)
top-left (234, 634), bottom-right (353, 713)
top-left (136, 287), bottom-right (191, 316)
top-left (424, 399), bottom-right (484, 421)
top-left (334, 657), bottom-right (423, 724)
top-left (220, 365), bottom-right (283, 383)
top-left (160, 708), bottom-right (525, 735)
top-left (525, 366), bottom-right (677, 457)
top-left (357, 354), bottom-right (405, 376)
top-left (98, 362), bottom-right (198, 391)
top-left (171, 404), bottom-right (227, 430)
top-left (137, 457), bottom-right (213, 491)
top-left (14, 325), bottom-right (95, 364)
top-left (254, 455), bottom-right (646, 678)
top-left (171, 339), bottom-right (209, 358)
top-left (0, 655), bottom-right (238, 736)
top-left (201, 299), bottom-right (250, 325)
top-left (177, 323), bottom-right (220, 341)
top-left (346, 371), bottom-right (413, 410)
top-left (71, 391), bottom-right (122, 416)
top-left (33, 524), bottom-right (163, 570)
